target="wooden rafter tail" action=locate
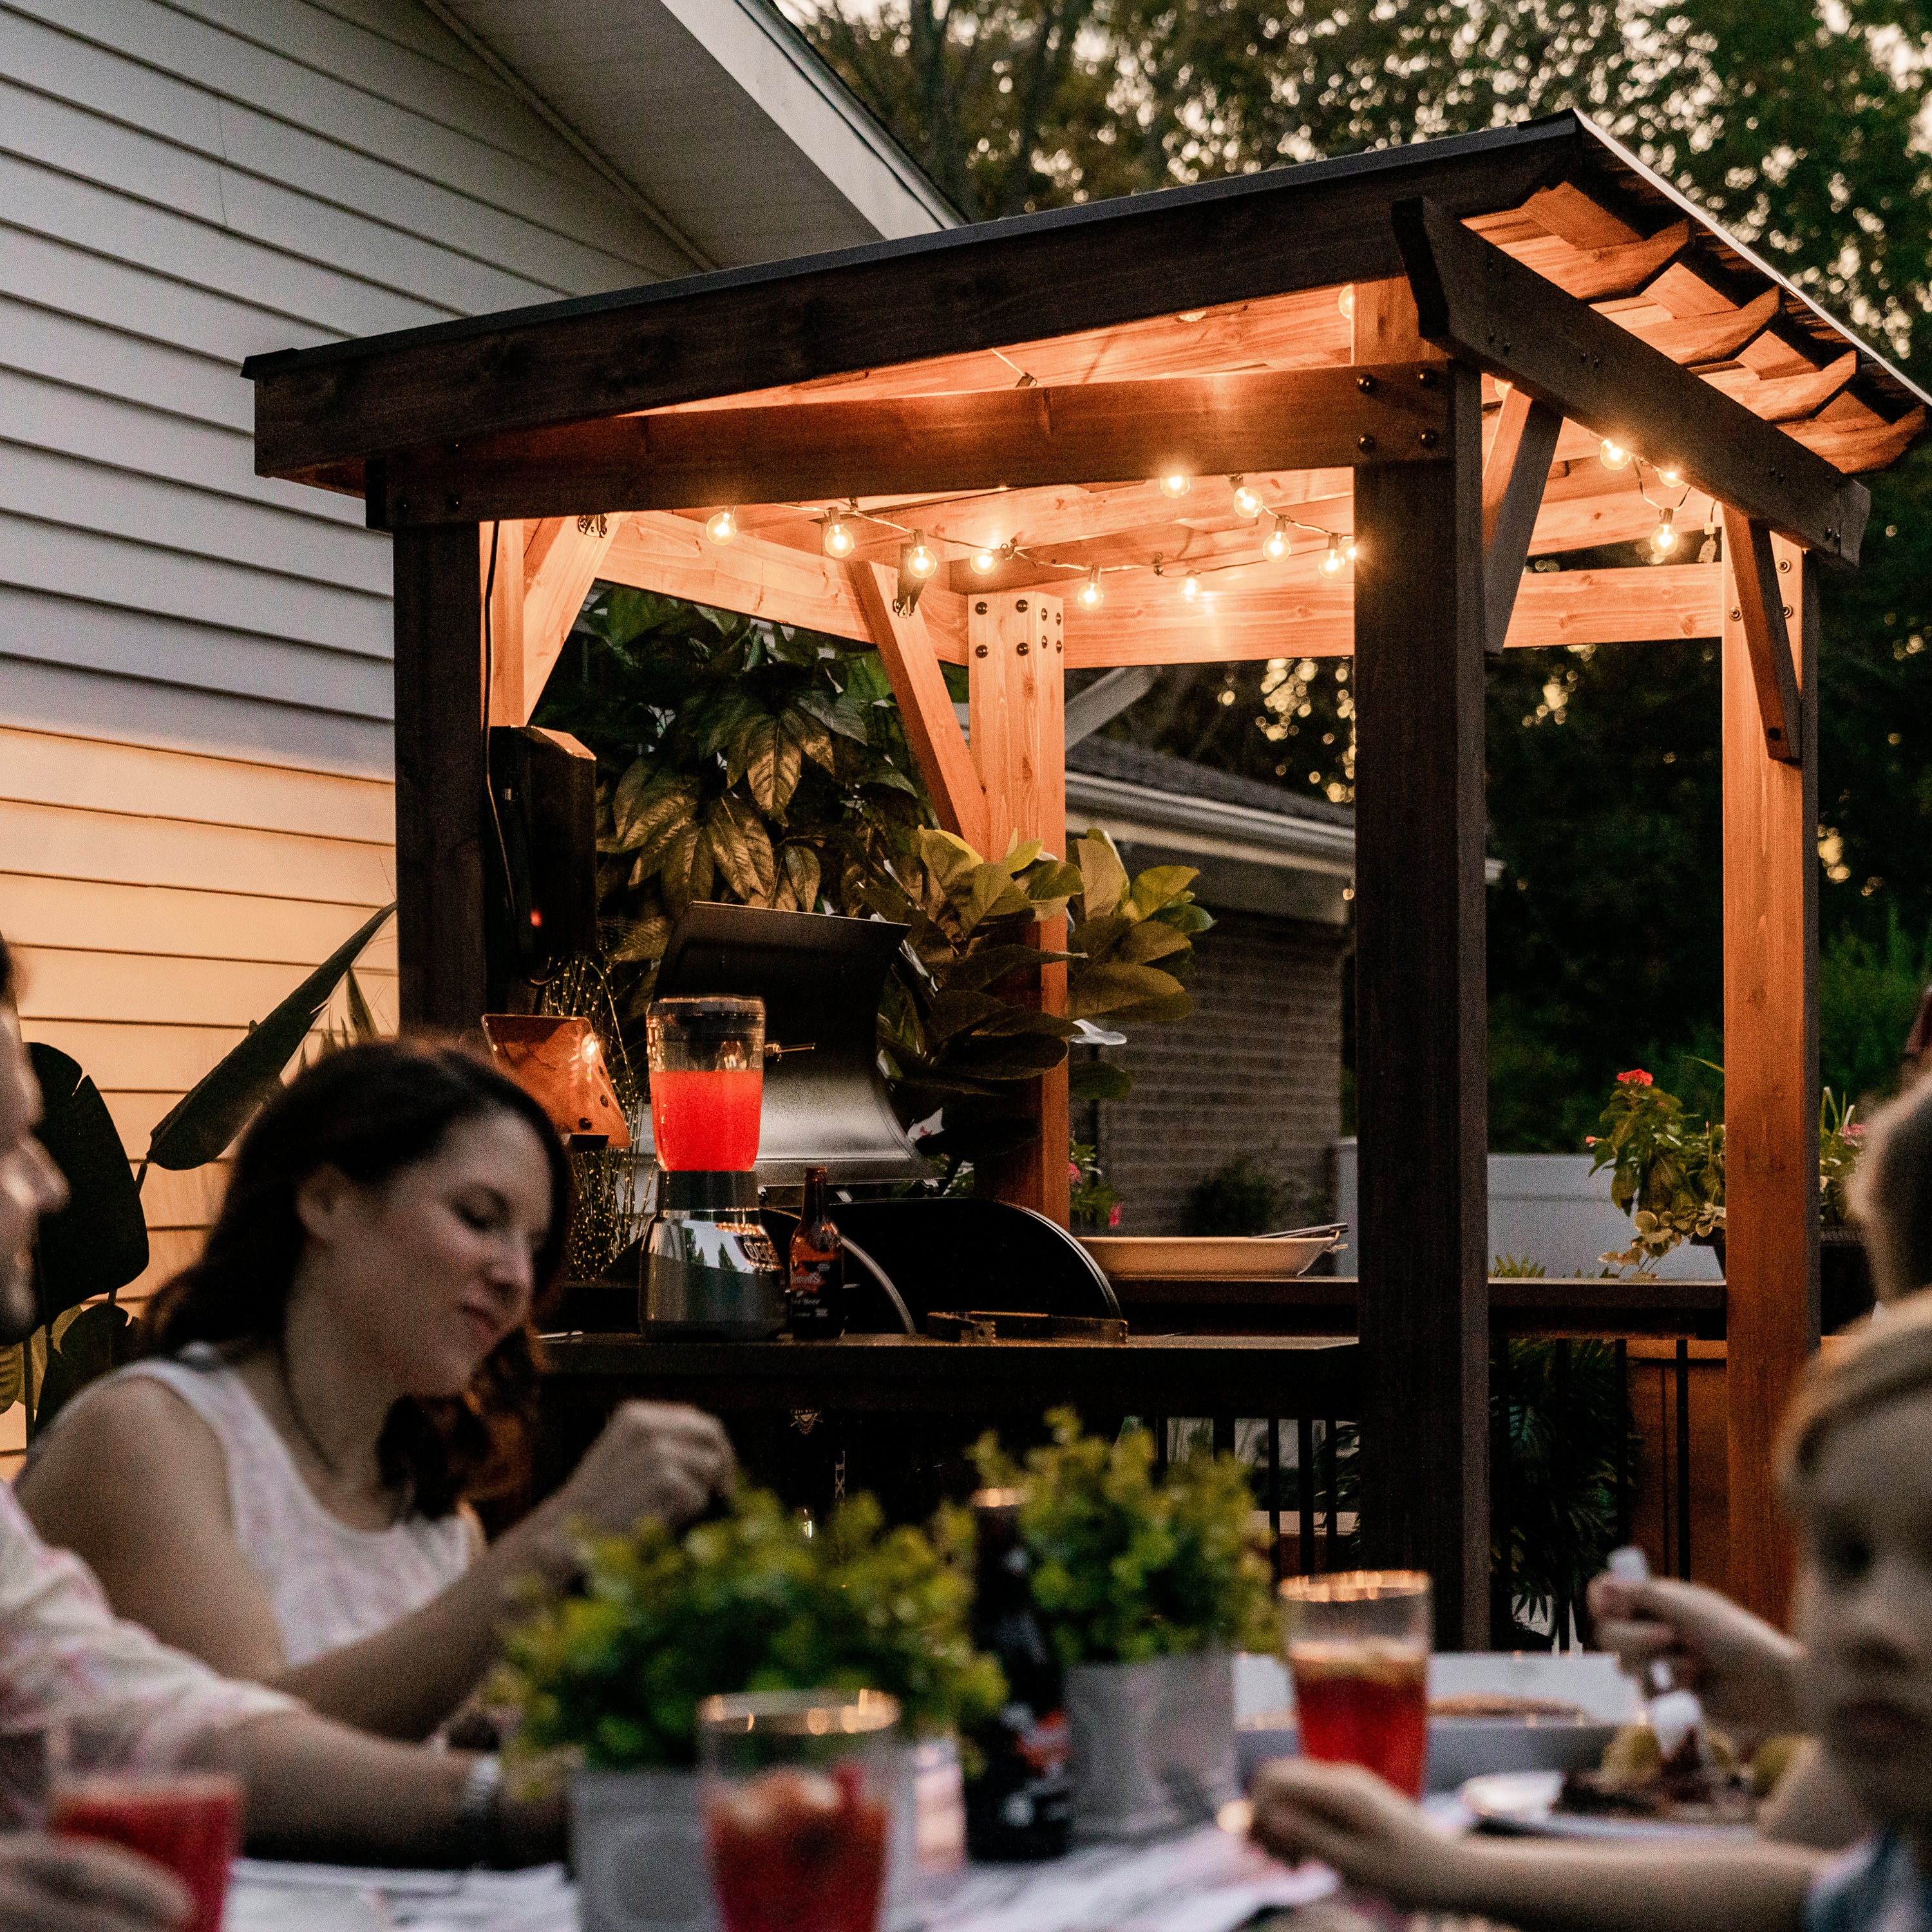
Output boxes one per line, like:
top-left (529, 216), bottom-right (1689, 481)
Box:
top-left (1720, 506), bottom-right (1803, 765)
top-left (1481, 388), bottom-right (1562, 655)
top-left (1609, 288), bottom-right (1779, 368)
top-left (514, 514), bottom-right (620, 724)
top-left (1493, 217), bottom-right (1690, 303)
top-left (1785, 404), bottom-right (1928, 474)
top-left (375, 366), bottom-right (1454, 529)
top-left (1392, 196), bottom-right (1873, 563)
top-left (849, 561), bottom-right (987, 851)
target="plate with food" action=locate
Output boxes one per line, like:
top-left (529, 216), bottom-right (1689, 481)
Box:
top-left (1463, 1722), bottom-right (1763, 1839)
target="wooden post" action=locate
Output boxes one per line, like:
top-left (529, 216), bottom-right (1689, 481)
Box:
top-left (484, 520), bottom-right (527, 726)
top-left (969, 590), bottom-right (1071, 1226)
top-left (393, 523), bottom-right (488, 1032)
top-left (1721, 536), bottom-right (1819, 1622)
top-left (1351, 347), bottom-right (1491, 1646)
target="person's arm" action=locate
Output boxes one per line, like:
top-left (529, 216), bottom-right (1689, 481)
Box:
top-left (1250, 1758), bottom-right (1823, 1932)
top-left (0, 1836), bottom-right (191, 1932)
top-left (21, 1386), bottom-right (735, 1740)
top-left (1585, 1572), bottom-right (1805, 1743)
top-left (1757, 1739), bottom-right (1870, 1852)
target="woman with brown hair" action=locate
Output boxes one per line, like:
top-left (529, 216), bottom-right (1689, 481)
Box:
top-left (19, 1038), bottom-right (734, 1741)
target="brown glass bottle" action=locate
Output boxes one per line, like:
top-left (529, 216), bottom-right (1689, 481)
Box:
top-left (786, 1166), bottom-right (846, 1338)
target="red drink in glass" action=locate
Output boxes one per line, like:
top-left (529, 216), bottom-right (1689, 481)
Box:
top-left (706, 1763), bottom-right (889, 1932)
top-left (53, 1774), bottom-right (241, 1932)
top-left (649, 1067), bottom-right (763, 1170)
top-left (1291, 1643), bottom-right (1430, 1797)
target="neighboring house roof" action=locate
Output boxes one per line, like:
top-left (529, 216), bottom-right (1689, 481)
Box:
top-left (1065, 737), bottom-right (1356, 881)
top-left (424, 0), bottom-right (958, 270)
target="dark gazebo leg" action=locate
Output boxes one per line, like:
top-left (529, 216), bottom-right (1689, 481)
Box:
top-left (1351, 308), bottom-right (1491, 1646)
top-left (393, 522), bottom-right (489, 1034)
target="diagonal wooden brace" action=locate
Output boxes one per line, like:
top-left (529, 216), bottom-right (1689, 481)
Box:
top-left (1481, 388), bottom-right (1562, 656)
top-left (1721, 507), bottom-right (1803, 766)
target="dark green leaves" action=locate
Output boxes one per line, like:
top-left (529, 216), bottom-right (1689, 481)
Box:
top-left (26, 1046), bottom-right (147, 1321)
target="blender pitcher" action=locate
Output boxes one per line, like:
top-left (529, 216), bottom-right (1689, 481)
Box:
top-left (641, 997), bottom-right (786, 1336)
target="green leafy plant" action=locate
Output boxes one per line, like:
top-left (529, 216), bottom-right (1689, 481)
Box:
top-left (1183, 1156), bottom-right (1286, 1236)
top-left (1821, 1088), bottom-right (1866, 1229)
top-left (971, 1409), bottom-right (1274, 1667)
top-left (12, 906), bottom-right (394, 1434)
top-left (492, 1487), bottom-right (1005, 1771)
top-left (1068, 1142), bottom-right (1121, 1232)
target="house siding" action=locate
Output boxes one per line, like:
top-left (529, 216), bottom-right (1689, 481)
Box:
top-left (0, 0), bottom-right (692, 1379)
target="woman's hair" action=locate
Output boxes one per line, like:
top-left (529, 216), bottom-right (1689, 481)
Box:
top-left (1848, 1072), bottom-right (1932, 1303)
top-left (0, 933), bottom-right (14, 1005)
top-left (144, 1039), bottom-right (573, 1517)
top-left (1779, 1289), bottom-right (1932, 1506)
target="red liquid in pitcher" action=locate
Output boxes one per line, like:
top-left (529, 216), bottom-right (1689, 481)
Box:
top-left (53, 1775), bottom-right (241, 1932)
top-left (706, 1764), bottom-right (889, 1932)
top-left (649, 1068), bottom-right (763, 1170)
top-left (1292, 1643), bottom-right (1429, 1797)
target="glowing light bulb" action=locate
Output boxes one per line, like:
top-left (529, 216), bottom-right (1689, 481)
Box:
top-left (1264, 516), bottom-right (1289, 562)
top-left (970, 544), bottom-right (999, 574)
top-left (1599, 440), bottom-right (1631, 471)
top-left (1652, 507), bottom-right (1678, 554)
top-left (705, 507), bottom-right (739, 545)
top-left (1182, 570), bottom-right (1201, 601)
top-left (1320, 533), bottom-right (1347, 577)
top-left (1658, 466), bottom-right (1683, 488)
top-left (1230, 477), bottom-right (1264, 520)
top-left (1337, 287), bottom-right (1356, 321)
top-left (1159, 472), bottom-right (1191, 499)
top-left (1345, 536), bottom-right (1359, 564)
top-left (904, 530), bottom-right (938, 580)
top-left (1079, 568), bottom-right (1103, 610)
top-left (820, 514), bottom-right (855, 559)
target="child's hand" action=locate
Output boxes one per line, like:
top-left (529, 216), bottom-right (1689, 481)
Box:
top-left (1249, 1757), bottom-right (1470, 1906)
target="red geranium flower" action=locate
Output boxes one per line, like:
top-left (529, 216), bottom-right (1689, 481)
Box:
top-left (1108, 1203), bottom-right (1122, 1227)
top-left (1616, 1069), bottom-right (1654, 1086)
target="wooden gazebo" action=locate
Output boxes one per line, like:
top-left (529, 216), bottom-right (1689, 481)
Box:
top-left (247, 111), bottom-right (1927, 1642)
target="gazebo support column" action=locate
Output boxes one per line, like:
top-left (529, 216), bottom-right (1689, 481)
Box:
top-left (1721, 537), bottom-right (1819, 1621)
top-left (393, 523), bottom-right (488, 1032)
top-left (969, 591), bottom-right (1071, 1226)
top-left (1352, 358), bottom-right (1491, 1648)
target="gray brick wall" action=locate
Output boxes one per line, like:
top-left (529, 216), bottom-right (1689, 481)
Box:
top-left (1081, 909), bottom-right (1347, 1234)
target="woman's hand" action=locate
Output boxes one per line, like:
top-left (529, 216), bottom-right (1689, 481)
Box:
top-left (1249, 1758), bottom-right (1472, 1908)
top-left (522, 1402), bottom-right (735, 1573)
top-left (1585, 1573), bottom-right (1803, 1740)
top-left (0, 1835), bottom-right (190, 1932)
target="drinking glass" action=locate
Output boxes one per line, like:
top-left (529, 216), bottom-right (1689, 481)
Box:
top-left (699, 1690), bottom-right (899, 1932)
top-left (645, 997), bottom-right (765, 1172)
top-left (1280, 1571), bottom-right (1432, 1797)
top-left (47, 1718), bottom-right (242, 1932)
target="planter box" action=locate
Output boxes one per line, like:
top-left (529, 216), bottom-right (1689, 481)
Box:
top-left (1065, 1649), bottom-right (1238, 1841)
top-left (572, 1768), bottom-right (716, 1932)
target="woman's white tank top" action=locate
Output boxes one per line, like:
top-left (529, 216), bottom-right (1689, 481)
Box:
top-left (55, 1344), bottom-right (472, 1667)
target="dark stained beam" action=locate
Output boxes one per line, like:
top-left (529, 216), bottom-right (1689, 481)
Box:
top-left (1481, 388), bottom-right (1562, 654)
top-left (247, 124), bottom-right (1580, 480)
top-left (1352, 363), bottom-right (1490, 1647)
top-left (375, 367), bottom-right (1452, 527)
top-left (1394, 198), bottom-right (1872, 563)
top-left (1722, 507), bottom-right (1803, 764)
top-left (392, 524), bottom-right (487, 1032)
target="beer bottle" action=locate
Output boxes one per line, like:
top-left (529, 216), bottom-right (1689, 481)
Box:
top-left (963, 1490), bottom-right (1072, 1861)
top-left (786, 1166), bottom-right (846, 1338)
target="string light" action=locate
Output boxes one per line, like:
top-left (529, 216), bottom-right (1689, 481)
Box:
top-left (1337, 287), bottom-right (1356, 321)
top-left (1264, 516), bottom-right (1289, 562)
top-left (902, 531), bottom-right (938, 580)
top-left (1651, 506), bottom-right (1678, 555)
top-left (705, 507), bottom-right (739, 545)
top-left (1182, 570), bottom-right (1201, 601)
top-left (970, 543), bottom-right (999, 574)
top-left (1658, 466), bottom-right (1683, 488)
top-left (1159, 473), bottom-right (1191, 499)
top-left (819, 513), bottom-right (855, 559)
top-left (1320, 533), bottom-right (1349, 577)
top-left (1078, 568), bottom-right (1104, 609)
top-left (1599, 440), bottom-right (1631, 471)
top-left (1229, 477), bottom-right (1265, 520)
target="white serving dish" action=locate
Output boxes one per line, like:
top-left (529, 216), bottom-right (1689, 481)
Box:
top-left (1077, 1235), bottom-right (1341, 1281)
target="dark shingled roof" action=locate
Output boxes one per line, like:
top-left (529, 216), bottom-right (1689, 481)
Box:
top-left (1066, 736), bottom-right (1354, 828)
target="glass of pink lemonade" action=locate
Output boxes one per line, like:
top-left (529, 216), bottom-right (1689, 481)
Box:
top-left (645, 996), bottom-right (765, 1172)
top-left (699, 1690), bottom-right (898, 1932)
top-left (1280, 1571), bottom-right (1432, 1798)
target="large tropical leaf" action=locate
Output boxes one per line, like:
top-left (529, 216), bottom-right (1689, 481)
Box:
top-left (776, 843), bottom-right (822, 915)
top-left (144, 902), bottom-right (395, 1173)
top-left (27, 1044), bottom-right (149, 1320)
top-left (1126, 866), bottom-right (1200, 918)
top-left (705, 794), bottom-right (777, 903)
top-left (32, 1302), bottom-right (138, 1439)
top-left (1066, 960), bottom-right (1189, 1021)
top-left (1070, 1060), bottom-right (1134, 1101)
top-left (795, 685), bottom-right (869, 744)
top-left (1072, 833), bottom-right (1130, 922)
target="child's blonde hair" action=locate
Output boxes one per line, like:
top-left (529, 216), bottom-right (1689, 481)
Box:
top-left (1779, 1289), bottom-right (1932, 1505)
top-left (1848, 1070), bottom-right (1932, 1303)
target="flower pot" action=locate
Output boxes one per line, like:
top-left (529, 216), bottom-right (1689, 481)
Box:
top-left (1821, 1225), bottom-right (1875, 1332)
top-left (1063, 1648), bottom-right (1238, 1841)
top-left (571, 1768), bottom-right (716, 1932)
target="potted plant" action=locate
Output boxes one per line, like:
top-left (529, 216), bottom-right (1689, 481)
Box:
top-left (491, 1487), bottom-right (1002, 1932)
top-left (972, 1410), bottom-right (1274, 1841)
